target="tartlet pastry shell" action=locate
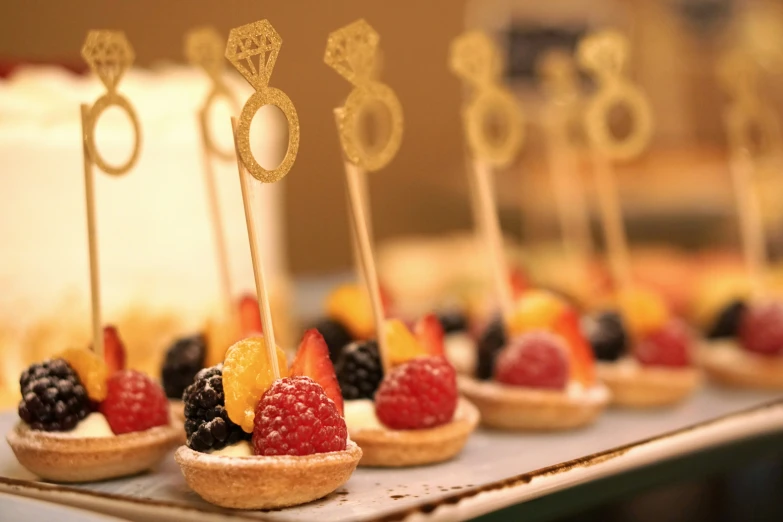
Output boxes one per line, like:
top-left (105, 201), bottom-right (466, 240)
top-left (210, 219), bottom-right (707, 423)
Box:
top-left (458, 377), bottom-right (609, 430)
top-left (6, 422), bottom-right (180, 483)
top-left (701, 346), bottom-right (783, 390)
top-left (175, 441), bottom-right (362, 509)
top-left (597, 363), bottom-right (702, 408)
top-left (349, 398), bottom-right (479, 467)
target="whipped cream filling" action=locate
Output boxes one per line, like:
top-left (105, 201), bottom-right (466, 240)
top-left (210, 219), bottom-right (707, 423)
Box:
top-left (444, 332), bottom-right (476, 375)
top-left (61, 412), bottom-right (114, 438)
top-left (209, 440), bottom-right (254, 457)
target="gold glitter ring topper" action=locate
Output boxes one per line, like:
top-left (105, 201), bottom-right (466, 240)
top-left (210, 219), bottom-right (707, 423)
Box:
top-left (718, 49), bottom-right (781, 157)
top-left (577, 30), bottom-right (653, 161)
top-left (325, 19), bottom-right (403, 172)
top-left (187, 26), bottom-right (240, 161)
top-left (81, 31), bottom-right (141, 175)
top-left (449, 31), bottom-right (524, 168)
top-left (226, 20), bottom-right (299, 182)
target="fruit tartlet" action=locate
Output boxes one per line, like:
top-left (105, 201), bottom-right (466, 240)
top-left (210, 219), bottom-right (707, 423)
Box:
top-left (699, 296), bottom-right (783, 389)
top-left (174, 330), bottom-right (361, 510)
top-left (7, 327), bottom-right (179, 482)
top-left (336, 316), bottom-right (478, 467)
top-left (460, 290), bottom-right (609, 430)
top-left (584, 289), bottom-right (702, 407)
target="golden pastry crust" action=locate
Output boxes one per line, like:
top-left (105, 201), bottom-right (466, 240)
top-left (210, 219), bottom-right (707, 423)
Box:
top-left (175, 441), bottom-right (362, 509)
top-left (458, 376), bottom-right (609, 430)
top-left (6, 421), bottom-right (180, 482)
top-left (597, 363), bottom-right (701, 408)
top-left (701, 346), bottom-right (783, 390)
top-left (349, 398), bottom-right (479, 467)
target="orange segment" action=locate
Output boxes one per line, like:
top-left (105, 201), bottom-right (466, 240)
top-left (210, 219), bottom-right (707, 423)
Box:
top-left (618, 288), bottom-right (670, 337)
top-left (222, 336), bottom-right (289, 433)
top-left (505, 290), bottom-right (567, 336)
top-left (384, 319), bottom-right (427, 366)
top-left (326, 284), bottom-right (375, 339)
top-left (59, 348), bottom-right (108, 401)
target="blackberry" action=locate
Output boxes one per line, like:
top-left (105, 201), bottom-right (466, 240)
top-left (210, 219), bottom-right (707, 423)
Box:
top-left (17, 359), bottom-right (89, 432)
top-left (584, 311), bottom-right (627, 362)
top-left (707, 300), bottom-right (746, 340)
top-left (437, 310), bottom-right (468, 334)
top-left (312, 318), bottom-right (354, 363)
top-left (476, 318), bottom-right (506, 380)
top-left (183, 365), bottom-right (249, 452)
top-left (161, 334), bottom-right (206, 399)
top-left (335, 340), bottom-right (383, 400)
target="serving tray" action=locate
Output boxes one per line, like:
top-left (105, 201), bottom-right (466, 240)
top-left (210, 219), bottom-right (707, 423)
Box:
top-left (1, 386), bottom-right (782, 522)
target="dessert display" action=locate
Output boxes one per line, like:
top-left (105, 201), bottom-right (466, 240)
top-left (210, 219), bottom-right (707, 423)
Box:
top-left (584, 288), bottom-right (702, 407)
top-left (7, 339), bottom-right (179, 482)
top-left (175, 331), bottom-right (361, 509)
top-left (461, 290), bottom-right (609, 430)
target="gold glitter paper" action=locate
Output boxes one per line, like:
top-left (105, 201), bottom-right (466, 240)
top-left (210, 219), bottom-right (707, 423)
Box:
top-left (718, 49), bottom-right (781, 157)
top-left (449, 31), bottom-right (523, 167)
top-left (81, 31), bottom-right (141, 175)
top-left (186, 26), bottom-right (240, 160)
top-left (577, 30), bottom-right (652, 162)
top-left (225, 20), bottom-right (299, 183)
top-left (325, 19), bottom-right (403, 172)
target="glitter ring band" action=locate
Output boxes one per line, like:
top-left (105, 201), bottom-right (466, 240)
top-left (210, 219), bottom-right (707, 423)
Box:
top-left (236, 88), bottom-right (300, 183)
top-left (585, 82), bottom-right (652, 161)
top-left (338, 83), bottom-right (403, 172)
top-left (464, 86), bottom-right (524, 168)
top-left (85, 93), bottom-right (141, 176)
top-left (201, 84), bottom-right (241, 161)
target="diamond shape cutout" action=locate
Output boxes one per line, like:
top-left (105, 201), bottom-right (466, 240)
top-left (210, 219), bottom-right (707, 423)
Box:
top-left (225, 20), bottom-right (281, 89)
top-left (81, 31), bottom-right (135, 91)
top-left (186, 26), bottom-right (224, 79)
top-left (449, 31), bottom-right (501, 86)
top-left (324, 19), bottom-right (380, 85)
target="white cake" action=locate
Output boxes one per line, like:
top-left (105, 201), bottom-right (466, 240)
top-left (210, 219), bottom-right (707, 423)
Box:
top-left (0, 65), bottom-right (290, 403)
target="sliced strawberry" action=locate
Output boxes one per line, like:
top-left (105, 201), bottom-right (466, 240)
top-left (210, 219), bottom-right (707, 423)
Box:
top-left (414, 314), bottom-right (445, 356)
top-left (290, 329), bottom-right (344, 415)
top-left (553, 308), bottom-right (595, 386)
top-left (238, 294), bottom-right (263, 337)
top-left (509, 267), bottom-right (529, 299)
top-left (103, 325), bottom-right (126, 375)
top-left (379, 281), bottom-right (395, 315)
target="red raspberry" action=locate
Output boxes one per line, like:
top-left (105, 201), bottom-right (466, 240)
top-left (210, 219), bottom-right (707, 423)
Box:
top-left (100, 370), bottom-right (169, 435)
top-left (739, 301), bottom-right (783, 356)
top-left (634, 319), bottom-right (692, 367)
top-left (252, 376), bottom-right (347, 456)
top-left (374, 356), bottom-right (458, 430)
top-left (493, 331), bottom-right (569, 390)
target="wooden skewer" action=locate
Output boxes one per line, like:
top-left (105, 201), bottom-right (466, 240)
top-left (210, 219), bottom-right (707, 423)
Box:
top-left (198, 123), bottom-right (235, 322)
top-left (729, 146), bottom-right (767, 298)
top-left (471, 156), bottom-right (514, 317)
top-left (337, 108), bottom-right (390, 374)
top-left (543, 109), bottom-right (593, 269)
top-left (81, 104), bottom-right (104, 359)
top-left (591, 150), bottom-right (632, 293)
top-left (231, 118), bottom-right (280, 379)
